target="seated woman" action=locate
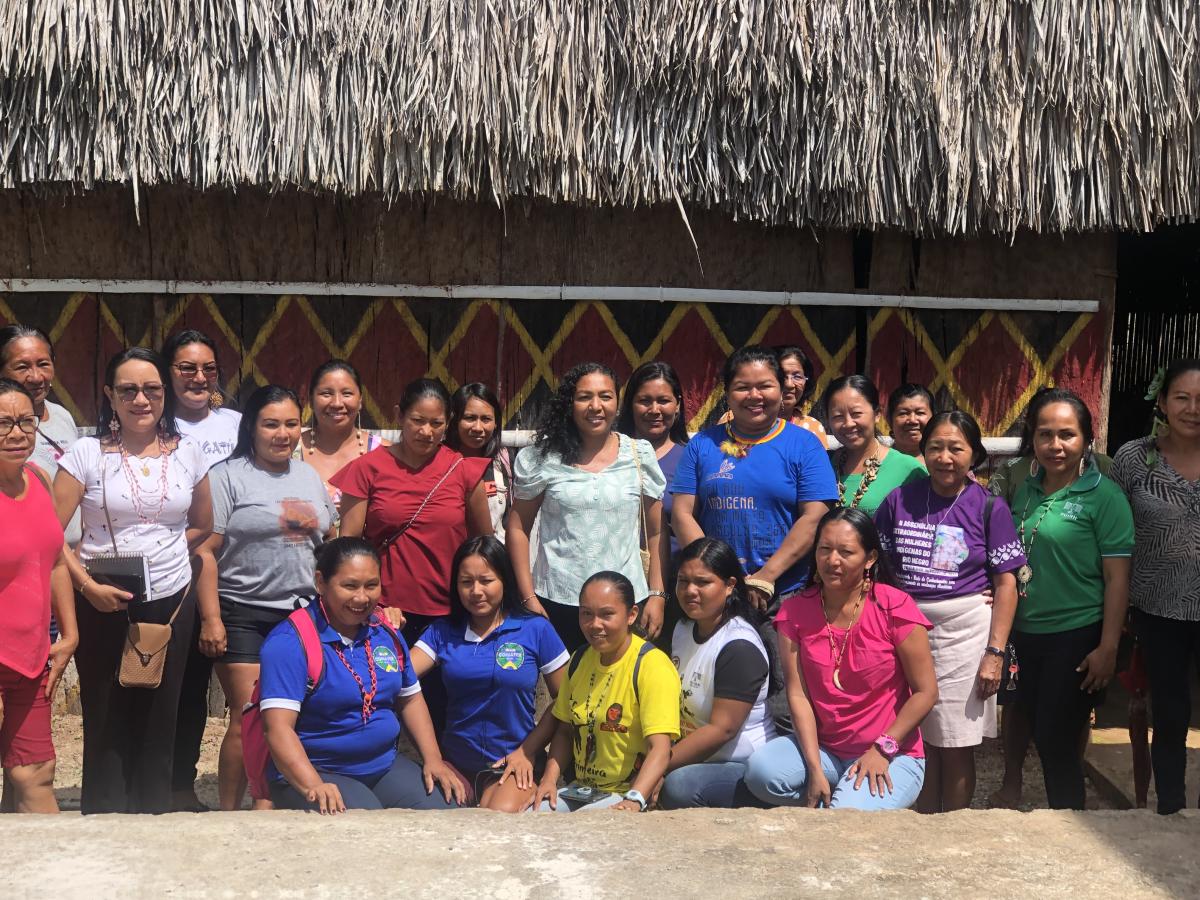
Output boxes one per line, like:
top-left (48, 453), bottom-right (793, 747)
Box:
top-left (258, 538), bottom-right (464, 813)
top-left (659, 538), bottom-right (776, 809)
top-left (412, 536), bottom-right (568, 811)
top-left (532, 572), bottom-right (681, 812)
top-left (744, 508), bottom-right (938, 810)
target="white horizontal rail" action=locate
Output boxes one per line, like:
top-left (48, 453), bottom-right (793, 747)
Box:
top-left (0, 278), bottom-right (1098, 313)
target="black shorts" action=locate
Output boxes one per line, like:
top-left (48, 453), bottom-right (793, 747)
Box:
top-left (218, 598), bottom-right (298, 664)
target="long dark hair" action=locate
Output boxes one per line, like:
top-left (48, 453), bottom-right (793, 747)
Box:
top-left (920, 410), bottom-right (988, 470)
top-left (535, 362), bottom-right (618, 465)
top-left (448, 383), bottom-right (506, 463)
top-left (673, 537), bottom-right (758, 626)
top-left (306, 359), bottom-right (363, 433)
top-left (0, 325), bottom-right (53, 365)
top-left (98, 347), bottom-right (179, 441)
top-left (447, 536), bottom-right (526, 625)
top-left (229, 385), bottom-right (301, 461)
top-left (808, 507), bottom-right (899, 590)
top-left (617, 361), bottom-right (689, 446)
top-left (162, 329), bottom-right (234, 411)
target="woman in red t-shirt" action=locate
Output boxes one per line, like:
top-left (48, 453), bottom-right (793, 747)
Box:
top-left (333, 378), bottom-right (491, 729)
top-left (0, 378), bottom-right (77, 814)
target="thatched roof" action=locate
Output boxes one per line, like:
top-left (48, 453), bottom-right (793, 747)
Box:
top-left (2, 2), bottom-right (1197, 235)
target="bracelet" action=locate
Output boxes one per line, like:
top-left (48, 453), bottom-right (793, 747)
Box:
top-left (984, 645), bottom-right (1005, 658)
top-left (77, 578), bottom-right (94, 595)
top-left (744, 577), bottom-right (776, 597)
top-left (645, 590), bottom-right (667, 600)
top-left (521, 594), bottom-right (538, 606)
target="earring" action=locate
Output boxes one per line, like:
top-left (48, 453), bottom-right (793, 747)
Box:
top-left (208, 388), bottom-right (224, 410)
top-left (1079, 455), bottom-right (1087, 477)
top-left (108, 416), bottom-right (121, 440)
top-left (1029, 458), bottom-right (1040, 477)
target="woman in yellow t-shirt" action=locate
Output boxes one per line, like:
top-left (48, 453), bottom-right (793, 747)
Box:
top-left (532, 572), bottom-right (681, 812)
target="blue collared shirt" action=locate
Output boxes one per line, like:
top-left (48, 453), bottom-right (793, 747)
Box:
top-left (259, 605), bottom-right (421, 779)
top-left (416, 614), bottom-right (568, 774)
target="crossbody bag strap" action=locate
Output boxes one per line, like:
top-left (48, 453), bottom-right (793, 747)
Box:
top-left (379, 456), bottom-right (464, 551)
top-left (630, 437), bottom-right (648, 549)
top-left (100, 449), bottom-right (120, 555)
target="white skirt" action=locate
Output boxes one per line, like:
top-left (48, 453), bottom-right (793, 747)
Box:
top-left (918, 592), bottom-right (996, 748)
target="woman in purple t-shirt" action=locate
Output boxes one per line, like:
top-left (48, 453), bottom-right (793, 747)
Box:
top-left (873, 411), bottom-right (1025, 812)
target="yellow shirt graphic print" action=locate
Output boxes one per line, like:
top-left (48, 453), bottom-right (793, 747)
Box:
top-left (552, 636), bottom-right (681, 794)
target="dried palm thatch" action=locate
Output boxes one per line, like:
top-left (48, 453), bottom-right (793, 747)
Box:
top-left (1, 1), bottom-right (1197, 235)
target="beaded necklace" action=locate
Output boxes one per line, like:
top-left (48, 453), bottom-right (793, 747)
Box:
top-left (819, 583), bottom-right (867, 692)
top-left (304, 427), bottom-right (366, 460)
top-left (837, 448), bottom-right (882, 509)
top-left (1015, 495), bottom-right (1059, 598)
top-left (117, 437), bottom-right (172, 523)
top-left (331, 636), bottom-right (380, 723)
top-left (719, 419), bottom-right (785, 458)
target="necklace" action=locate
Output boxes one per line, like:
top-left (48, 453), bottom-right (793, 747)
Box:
top-left (924, 481), bottom-right (967, 525)
top-left (838, 448), bottom-right (882, 509)
top-left (117, 437), bottom-right (171, 523)
top-left (1015, 494), bottom-right (1059, 598)
top-left (582, 665), bottom-right (617, 766)
top-left (305, 427), bottom-right (366, 460)
top-left (819, 584), bottom-right (867, 691)
top-left (720, 419), bottom-right (785, 458)
top-left (331, 637), bottom-right (380, 723)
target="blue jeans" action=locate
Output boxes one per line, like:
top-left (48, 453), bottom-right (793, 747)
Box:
top-left (659, 761), bottom-right (766, 809)
top-left (744, 736), bottom-right (925, 810)
top-left (271, 754), bottom-right (457, 811)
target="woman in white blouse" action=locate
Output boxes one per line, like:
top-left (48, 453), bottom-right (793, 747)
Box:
top-left (53, 347), bottom-right (213, 815)
top-left (506, 362), bottom-right (667, 650)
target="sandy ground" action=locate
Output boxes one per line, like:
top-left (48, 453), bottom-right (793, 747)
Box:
top-left (37, 711), bottom-right (1112, 812)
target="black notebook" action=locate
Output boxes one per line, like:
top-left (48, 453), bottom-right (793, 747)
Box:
top-left (86, 554), bottom-right (152, 603)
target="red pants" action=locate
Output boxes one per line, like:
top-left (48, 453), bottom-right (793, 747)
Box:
top-left (0, 663), bottom-right (54, 768)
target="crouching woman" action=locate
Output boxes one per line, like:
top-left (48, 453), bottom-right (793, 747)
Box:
top-left (258, 538), bottom-right (465, 813)
top-left (744, 508), bottom-right (937, 809)
top-left (532, 572), bottom-right (681, 812)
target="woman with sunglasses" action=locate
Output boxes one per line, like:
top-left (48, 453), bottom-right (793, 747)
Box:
top-left (53, 347), bottom-right (213, 814)
top-left (163, 329), bottom-right (243, 810)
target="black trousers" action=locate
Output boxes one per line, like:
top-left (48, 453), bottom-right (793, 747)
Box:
top-left (401, 613), bottom-right (448, 736)
top-left (1011, 622), bottom-right (1103, 810)
top-left (1135, 609), bottom-right (1200, 814)
top-left (171, 602), bottom-right (215, 794)
top-left (542, 598), bottom-right (586, 653)
top-left (74, 587), bottom-right (194, 814)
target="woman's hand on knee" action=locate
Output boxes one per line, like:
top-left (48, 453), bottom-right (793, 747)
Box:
top-left (305, 782), bottom-right (346, 815)
top-left (848, 748), bottom-right (893, 797)
top-left (805, 771), bottom-right (832, 808)
top-left (529, 777), bottom-right (557, 811)
top-left (424, 760), bottom-right (467, 805)
top-left (493, 747), bottom-right (536, 790)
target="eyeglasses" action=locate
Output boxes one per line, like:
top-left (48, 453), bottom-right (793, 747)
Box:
top-left (784, 372), bottom-right (808, 383)
top-left (0, 416), bottom-right (39, 436)
top-left (172, 363), bottom-right (219, 379)
top-left (113, 383), bottom-right (166, 403)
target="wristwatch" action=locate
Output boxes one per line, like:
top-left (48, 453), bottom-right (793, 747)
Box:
top-left (873, 734), bottom-right (900, 761)
top-left (623, 789), bottom-right (648, 811)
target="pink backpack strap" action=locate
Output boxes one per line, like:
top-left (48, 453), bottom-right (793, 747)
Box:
top-left (288, 607), bottom-right (325, 690)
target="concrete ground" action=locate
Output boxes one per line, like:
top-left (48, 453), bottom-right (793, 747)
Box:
top-left (1, 807), bottom-right (1196, 898)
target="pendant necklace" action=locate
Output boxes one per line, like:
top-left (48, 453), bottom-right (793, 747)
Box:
top-left (820, 584), bottom-right (866, 691)
top-left (838, 448), bottom-right (882, 509)
top-left (1015, 494), bottom-right (1058, 598)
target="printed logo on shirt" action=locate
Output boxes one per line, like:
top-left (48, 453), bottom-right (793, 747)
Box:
top-left (496, 642), bottom-right (525, 670)
top-left (278, 498), bottom-right (320, 544)
top-left (705, 458), bottom-right (737, 482)
top-left (1061, 500), bottom-right (1084, 521)
top-left (600, 703), bottom-right (629, 733)
top-left (931, 524), bottom-right (969, 572)
top-left (373, 644), bottom-right (400, 672)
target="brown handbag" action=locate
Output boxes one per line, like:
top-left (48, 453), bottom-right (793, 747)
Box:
top-left (118, 602), bottom-right (182, 689)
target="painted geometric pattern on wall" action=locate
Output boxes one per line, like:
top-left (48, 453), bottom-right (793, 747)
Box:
top-left (0, 292), bottom-right (1098, 436)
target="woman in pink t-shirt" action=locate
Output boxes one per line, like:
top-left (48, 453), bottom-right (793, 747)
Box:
top-left (744, 507), bottom-right (938, 809)
top-left (0, 378), bottom-right (77, 813)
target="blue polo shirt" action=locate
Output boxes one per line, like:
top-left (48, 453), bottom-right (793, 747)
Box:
top-left (259, 605), bottom-right (421, 779)
top-left (416, 614), bottom-right (569, 775)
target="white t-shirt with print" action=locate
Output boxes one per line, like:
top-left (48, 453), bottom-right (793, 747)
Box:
top-left (59, 436), bottom-right (208, 600)
top-left (177, 408), bottom-right (241, 473)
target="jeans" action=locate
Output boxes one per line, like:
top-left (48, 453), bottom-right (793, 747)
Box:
top-left (744, 736), bottom-right (925, 810)
top-left (1011, 623), bottom-right (1103, 810)
top-left (74, 587), bottom-right (194, 814)
top-left (660, 761), bottom-right (765, 809)
top-left (1135, 609), bottom-right (1200, 814)
top-left (271, 754), bottom-right (457, 811)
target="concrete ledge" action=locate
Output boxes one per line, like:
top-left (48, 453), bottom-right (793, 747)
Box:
top-left (2, 808), bottom-right (1196, 899)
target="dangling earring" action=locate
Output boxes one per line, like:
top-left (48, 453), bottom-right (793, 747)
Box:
top-left (157, 418), bottom-right (168, 439)
top-left (1029, 458), bottom-right (1040, 477)
top-left (1079, 455), bottom-right (1087, 477)
top-left (208, 388), bottom-right (224, 410)
top-left (108, 415), bottom-right (121, 440)
top-left (355, 411), bottom-right (365, 454)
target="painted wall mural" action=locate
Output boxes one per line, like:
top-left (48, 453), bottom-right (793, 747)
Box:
top-left (0, 292), bottom-right (1102, 437)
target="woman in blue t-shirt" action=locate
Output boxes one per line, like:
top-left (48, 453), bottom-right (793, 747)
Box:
top-left (258, 538), bottom-right (464, 813)
top-left (413, 535), bottom-right (569, 811)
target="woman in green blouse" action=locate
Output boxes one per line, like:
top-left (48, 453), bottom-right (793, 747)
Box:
top-left (824, 375), bottom-right (926, 516)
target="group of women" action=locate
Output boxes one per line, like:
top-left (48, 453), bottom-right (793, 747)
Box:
top-left (0, 320), bottom-right (1197, 817)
